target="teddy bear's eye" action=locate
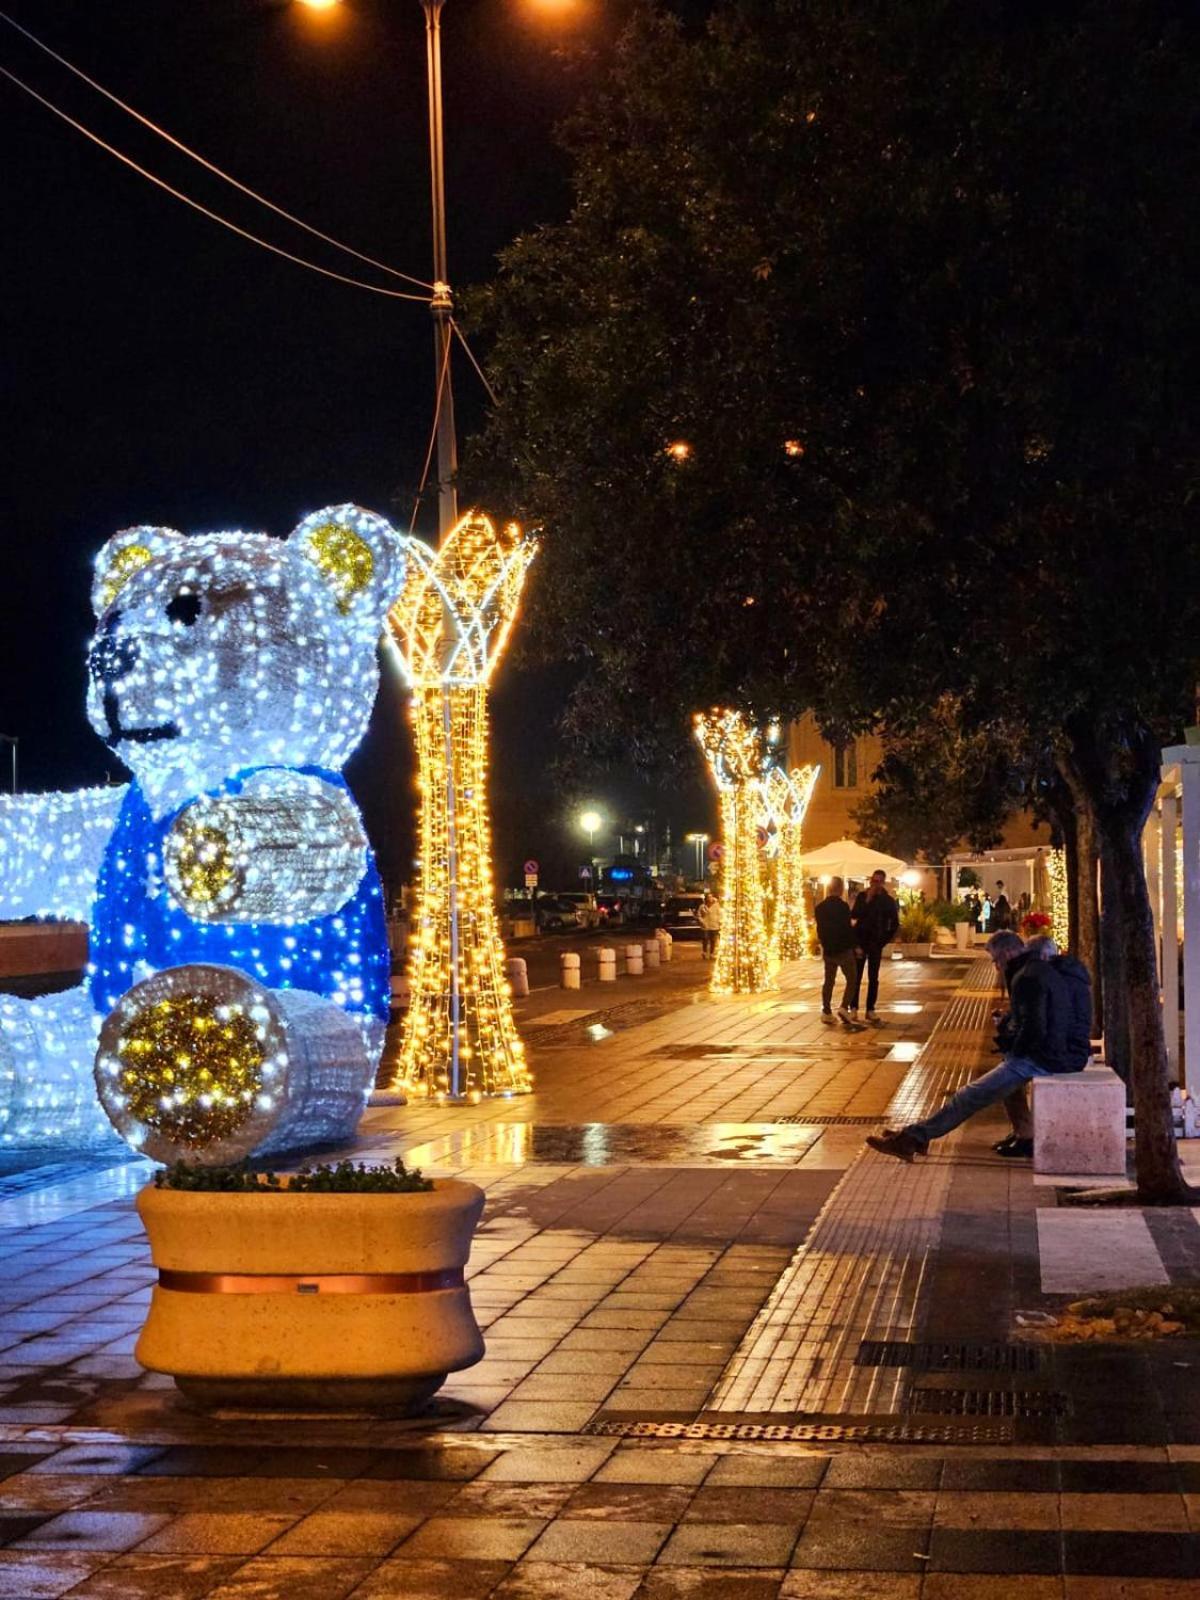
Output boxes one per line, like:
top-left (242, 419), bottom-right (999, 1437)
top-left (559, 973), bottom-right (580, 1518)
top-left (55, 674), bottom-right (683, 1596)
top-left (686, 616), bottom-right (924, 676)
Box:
top-left (166, 592), bottom-right (203, 627)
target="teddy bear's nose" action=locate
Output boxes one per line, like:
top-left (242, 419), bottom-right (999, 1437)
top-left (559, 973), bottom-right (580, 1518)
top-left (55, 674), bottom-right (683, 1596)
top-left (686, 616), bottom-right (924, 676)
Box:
top-left (89, 632), bottom-right (140, 687)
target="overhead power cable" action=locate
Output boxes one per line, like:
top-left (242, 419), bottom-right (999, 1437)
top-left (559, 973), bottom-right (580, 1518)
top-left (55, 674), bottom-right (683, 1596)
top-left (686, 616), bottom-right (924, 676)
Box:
top-left (450, 318), bottom-right (500, 409)
top-left (0, 8), bottom-right (433, 291)
top-left (3, 66), bottom-right (431, 303)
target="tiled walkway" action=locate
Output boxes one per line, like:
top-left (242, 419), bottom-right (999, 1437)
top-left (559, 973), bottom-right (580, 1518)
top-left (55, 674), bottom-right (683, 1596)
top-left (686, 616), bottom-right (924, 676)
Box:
top-left (2, 952), bottom-right (1200, 1595)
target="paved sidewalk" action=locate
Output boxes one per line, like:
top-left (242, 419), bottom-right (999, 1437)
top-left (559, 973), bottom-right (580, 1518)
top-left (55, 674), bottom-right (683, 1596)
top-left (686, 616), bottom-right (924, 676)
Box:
top-left (2, 952), bottom-right (1199, 1597)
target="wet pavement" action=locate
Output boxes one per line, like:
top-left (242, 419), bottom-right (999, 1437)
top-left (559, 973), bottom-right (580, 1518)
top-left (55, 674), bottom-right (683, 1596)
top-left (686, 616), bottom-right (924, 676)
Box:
top-left (2, 951), bottom-right (1199, 1595)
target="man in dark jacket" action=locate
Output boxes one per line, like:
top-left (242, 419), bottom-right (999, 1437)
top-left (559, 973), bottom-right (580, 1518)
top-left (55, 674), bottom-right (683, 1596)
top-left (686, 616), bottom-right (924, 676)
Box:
top-left (867, 938), bottom-right (1093, 1161)
top-left (815, 877), bottom-right (861, 1024)
top-left (851, 870), bottom-right (900, 1023)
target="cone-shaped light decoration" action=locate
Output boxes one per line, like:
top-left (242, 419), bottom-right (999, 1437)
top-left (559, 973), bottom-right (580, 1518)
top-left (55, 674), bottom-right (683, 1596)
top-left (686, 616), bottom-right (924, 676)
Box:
top-left (768, 765), bottom-right (821, 962)
top-left (694, 709), bottom-right (775, 994)
top-left (388, 511), bottom-right (535, 1100)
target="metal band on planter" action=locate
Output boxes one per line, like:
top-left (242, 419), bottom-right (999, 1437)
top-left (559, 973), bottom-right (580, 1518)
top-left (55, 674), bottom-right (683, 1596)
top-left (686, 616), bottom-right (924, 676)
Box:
top-left (157, 1267), bottom-right (466, 1295)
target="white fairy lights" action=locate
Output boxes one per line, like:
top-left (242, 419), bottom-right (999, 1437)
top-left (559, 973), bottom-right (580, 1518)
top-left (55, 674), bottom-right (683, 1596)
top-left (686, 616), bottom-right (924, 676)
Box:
top-left (768, 764), bottom-right (820, 962)
top-left (0, 504), bottom-right (402, 1156)
top-left (387, 511), bottom-right (535, 1102)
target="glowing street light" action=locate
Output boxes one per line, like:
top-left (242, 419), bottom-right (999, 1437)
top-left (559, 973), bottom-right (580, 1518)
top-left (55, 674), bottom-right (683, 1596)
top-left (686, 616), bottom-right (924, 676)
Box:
top-left (579, 809), bottom-right (602, 891)
top-left (666, 440), bottom-right (692, 463)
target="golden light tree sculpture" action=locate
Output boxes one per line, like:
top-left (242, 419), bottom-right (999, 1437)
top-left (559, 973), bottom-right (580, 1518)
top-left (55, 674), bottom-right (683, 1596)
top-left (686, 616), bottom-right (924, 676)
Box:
top-left (764, 764), bottom-right (821, 963)
top-left (694, 709), bottom-right (775, 994)
top-left (388, 511), bottom-right (535, 1100)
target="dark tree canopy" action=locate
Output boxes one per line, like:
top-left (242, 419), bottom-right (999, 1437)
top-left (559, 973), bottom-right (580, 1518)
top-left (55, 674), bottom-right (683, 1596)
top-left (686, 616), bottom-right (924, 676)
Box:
top-left (468, 0), bottom-right (1199, 762)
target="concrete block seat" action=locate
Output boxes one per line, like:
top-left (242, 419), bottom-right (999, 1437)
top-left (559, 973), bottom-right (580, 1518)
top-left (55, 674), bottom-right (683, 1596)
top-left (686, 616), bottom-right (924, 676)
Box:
top-left (1032, 1064), bottom-right (1128, 1176)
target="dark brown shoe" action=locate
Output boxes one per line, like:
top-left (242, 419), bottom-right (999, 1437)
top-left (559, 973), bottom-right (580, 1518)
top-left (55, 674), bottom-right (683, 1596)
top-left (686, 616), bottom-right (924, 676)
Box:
top-left (866, 1129), bottom-right (923, 1163)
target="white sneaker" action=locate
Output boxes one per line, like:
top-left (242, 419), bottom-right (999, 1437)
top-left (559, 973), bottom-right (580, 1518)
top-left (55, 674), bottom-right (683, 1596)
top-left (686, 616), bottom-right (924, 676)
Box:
top-left (866, 1010), bottom-right (883, 1025)
top-left (837, 1006), bottom-right (852, 1023)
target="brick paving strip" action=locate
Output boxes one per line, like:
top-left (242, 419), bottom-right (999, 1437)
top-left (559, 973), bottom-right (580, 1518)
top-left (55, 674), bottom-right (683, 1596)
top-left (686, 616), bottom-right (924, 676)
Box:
top-left (1, 953), bottom-right (1199, 1593)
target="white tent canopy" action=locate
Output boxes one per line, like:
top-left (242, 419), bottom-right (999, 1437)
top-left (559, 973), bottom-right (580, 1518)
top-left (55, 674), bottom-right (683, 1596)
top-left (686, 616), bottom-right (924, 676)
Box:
top-left (799, 838), bottom-right (908, 880)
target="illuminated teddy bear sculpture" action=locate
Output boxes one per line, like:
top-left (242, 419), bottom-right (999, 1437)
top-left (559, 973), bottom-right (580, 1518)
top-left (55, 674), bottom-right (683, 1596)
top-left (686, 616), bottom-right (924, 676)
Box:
top-left (0, 505), bottom-right (404, 1164)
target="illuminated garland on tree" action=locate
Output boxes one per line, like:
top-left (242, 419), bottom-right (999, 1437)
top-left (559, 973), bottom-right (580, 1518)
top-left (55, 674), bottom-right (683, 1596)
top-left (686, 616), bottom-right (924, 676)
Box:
top-left (766, 764), bottom-right (821, 962)
top-left (388, 512), bottom-right (535, 1101)
top-left (694, 709), bottom-right (775, 994)
top-left (1047, 845), bottom-right (1070, 950)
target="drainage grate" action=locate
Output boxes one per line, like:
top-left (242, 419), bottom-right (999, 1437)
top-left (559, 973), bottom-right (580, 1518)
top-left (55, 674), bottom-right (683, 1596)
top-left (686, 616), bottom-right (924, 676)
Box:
top-left (655, 1044), bottom-right (737, 1058)
top-left (909, 1387), bottom-right (1068, 1419)
top-left (775, 1114), bottom-right (883, 1126)
top-left (583, 1416), bottom-right (1013, 1444)
top-left (856, 1340), bottom-right (1042, 1373)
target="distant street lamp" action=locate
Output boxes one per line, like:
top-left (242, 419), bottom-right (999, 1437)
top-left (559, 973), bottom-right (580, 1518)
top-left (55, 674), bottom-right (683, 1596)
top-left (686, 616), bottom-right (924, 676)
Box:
top-left (0, 736), bottom-right (16, 794)
top-left (579, 809), bottom-right (601, 887)
top-left (686, 831), bottom-right (709, 881)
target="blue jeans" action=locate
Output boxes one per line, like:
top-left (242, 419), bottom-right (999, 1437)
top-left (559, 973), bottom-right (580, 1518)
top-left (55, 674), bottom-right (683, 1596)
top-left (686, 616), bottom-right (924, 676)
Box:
top-left (905, 1055), bottom-right (1054, 1147)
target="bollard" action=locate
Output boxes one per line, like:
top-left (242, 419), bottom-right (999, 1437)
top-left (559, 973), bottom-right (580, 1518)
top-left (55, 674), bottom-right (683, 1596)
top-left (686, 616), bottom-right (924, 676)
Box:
top-left (507, 956), bottom-right (529, 998)
top-left (656, 930), bottom-right (673, 963)
top-left (560, 951), bottom-right (582, 991)
top-left (643, 939), bottom-right (660, 969)
top-left (625, 943), bottom-right (644, 976)
top-left (597, 946), bottom-right (617, 982)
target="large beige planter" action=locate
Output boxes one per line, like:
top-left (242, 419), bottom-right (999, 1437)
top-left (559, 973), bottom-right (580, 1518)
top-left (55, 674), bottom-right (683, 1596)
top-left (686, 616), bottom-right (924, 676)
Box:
top-left (135, 1178), bottom-right (485, 1414)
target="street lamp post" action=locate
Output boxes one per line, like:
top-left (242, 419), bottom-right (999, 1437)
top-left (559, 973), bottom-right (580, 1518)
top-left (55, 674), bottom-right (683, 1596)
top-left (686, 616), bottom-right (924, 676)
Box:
top-left (0, 736), bottom-right (16, 794)
top-left (421, 0), bottom-right (459, 543)
top-left (686, 831), bottom-right (709, 882)
top-left (579, 809), bottom-right (601, 890)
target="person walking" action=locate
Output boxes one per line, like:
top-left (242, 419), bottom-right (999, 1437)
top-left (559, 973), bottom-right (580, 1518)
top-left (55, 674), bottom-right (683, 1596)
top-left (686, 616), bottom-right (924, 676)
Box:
top-left (994, 883), bottom-right (1012, 931)
top-left (696, 891), bottom-right (722, 959)
top-left (850, 869), bottom-right (900, 1024)
top-left (814, 877), bottom-right (861, 1024)
top-left (980, 893), bottom-right (994, 932)
top-left (866, 936), bottom-right (1092, 1161)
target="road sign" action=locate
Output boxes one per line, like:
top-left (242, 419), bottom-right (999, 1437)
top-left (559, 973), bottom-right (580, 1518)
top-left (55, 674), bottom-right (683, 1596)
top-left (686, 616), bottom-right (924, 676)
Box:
top-left (708, 842), bottom-right (725, 863)
top-left (579, 866), bottom-right (593, 880)
top-left (524, 872), bottom-right (538, 889)
top-left (523, 859), bottom-right (539, 875)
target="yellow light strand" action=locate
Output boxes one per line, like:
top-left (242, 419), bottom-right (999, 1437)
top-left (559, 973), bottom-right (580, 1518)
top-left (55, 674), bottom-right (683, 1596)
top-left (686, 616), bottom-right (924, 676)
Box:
top-left (1048, 845), bottom-right (1070, 950)
top-left (387, 512), bottom-right (534, 1100)
top-left (694, 709), bottom-right (776, 995)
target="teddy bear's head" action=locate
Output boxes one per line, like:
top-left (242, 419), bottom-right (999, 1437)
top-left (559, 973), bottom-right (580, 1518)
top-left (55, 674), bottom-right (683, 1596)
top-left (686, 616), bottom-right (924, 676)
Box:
top-left (86, 505), bottom-right (403, 813)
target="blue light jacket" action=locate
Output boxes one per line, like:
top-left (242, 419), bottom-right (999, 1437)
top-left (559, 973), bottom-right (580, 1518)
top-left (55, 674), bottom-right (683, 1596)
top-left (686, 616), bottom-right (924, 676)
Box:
top-left (89, 766), bottom-right (390, 1023)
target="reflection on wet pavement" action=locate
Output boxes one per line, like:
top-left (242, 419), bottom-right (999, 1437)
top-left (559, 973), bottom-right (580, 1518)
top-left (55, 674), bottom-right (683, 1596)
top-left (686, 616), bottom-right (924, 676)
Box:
top-left (402, 1120), bottom-right (831, 1169)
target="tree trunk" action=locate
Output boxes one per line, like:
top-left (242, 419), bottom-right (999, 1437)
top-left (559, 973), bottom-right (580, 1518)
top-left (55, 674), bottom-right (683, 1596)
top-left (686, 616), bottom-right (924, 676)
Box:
top-left (1101, 820), bottom-right (1186, 1202)
top-left (1074, 802), bottom-right (1103, 1019)
top-left (1057, 756), bottom-right (1102, 1008)
top-left (1067, 720), bottom-right (1189, 1204)
top-left (1098, 847), bottom-right (1131, 1082)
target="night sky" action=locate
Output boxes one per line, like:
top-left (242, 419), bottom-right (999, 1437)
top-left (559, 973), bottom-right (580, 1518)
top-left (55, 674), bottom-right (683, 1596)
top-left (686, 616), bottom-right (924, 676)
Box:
top-left (3, 0), bottom-right (710, 892)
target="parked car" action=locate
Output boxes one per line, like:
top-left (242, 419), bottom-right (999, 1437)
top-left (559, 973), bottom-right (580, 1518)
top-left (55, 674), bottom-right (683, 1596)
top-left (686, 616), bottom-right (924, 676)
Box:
top-left (663, 893), bottom-right (704, 939)
top-left (555, 892), bottom-right (600, 929)
top-left (533, 897), bottom-right (582, 932)
top-left (633, 895), bottom-right (666, 925)
top-left (596, 894), bottom-right (626, 926)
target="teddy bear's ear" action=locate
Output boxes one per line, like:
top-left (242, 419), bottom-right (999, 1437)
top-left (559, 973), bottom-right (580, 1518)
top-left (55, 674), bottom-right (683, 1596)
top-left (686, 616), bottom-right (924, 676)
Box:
top-left (92, 526), bottom-right (182, 616)
top-left (289, 504), bottom-right (405, 630)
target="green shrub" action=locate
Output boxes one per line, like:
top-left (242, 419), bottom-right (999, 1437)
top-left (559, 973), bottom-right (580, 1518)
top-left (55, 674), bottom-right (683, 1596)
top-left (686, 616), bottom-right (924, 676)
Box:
top-left (153, 1158), bottom-right (433, 1194)
top-left (898, 902), bottom-right (939, 943)
top-left (927, 899), bottom-right (976, 929)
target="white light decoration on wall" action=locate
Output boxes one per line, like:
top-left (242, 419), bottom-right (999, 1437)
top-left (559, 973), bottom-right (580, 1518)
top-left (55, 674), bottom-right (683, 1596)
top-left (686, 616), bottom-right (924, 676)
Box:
top-left (761, 763), bottom-right (821, 962)
top-left (387, 511), bottom-right (535, 1102)
top-left (694, 709), bottom-right (776, 995)
top-left (0, 504), bottom-right (403, 1160)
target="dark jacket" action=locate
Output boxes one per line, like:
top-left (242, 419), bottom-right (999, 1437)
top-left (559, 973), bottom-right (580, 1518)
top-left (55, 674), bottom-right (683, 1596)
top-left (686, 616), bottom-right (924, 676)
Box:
top-left (851, 888), bottom-right (900, 951)
top-left (814, 896), bottom-right (856, 956)
top-left (1009, 955), bottom-right (1092, 1073)
top-left (995, 947), bottom-right (1037, 1052)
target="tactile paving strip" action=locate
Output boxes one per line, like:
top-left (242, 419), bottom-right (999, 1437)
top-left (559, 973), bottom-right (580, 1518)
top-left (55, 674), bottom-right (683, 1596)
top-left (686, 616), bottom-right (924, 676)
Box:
top-left (709, 959), bottom-right (1001, 1419)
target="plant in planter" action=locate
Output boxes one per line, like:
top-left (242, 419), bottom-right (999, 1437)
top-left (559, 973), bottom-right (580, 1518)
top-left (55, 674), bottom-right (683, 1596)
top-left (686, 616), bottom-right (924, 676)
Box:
top-left (136, 1158), bottom-right (485, 1415)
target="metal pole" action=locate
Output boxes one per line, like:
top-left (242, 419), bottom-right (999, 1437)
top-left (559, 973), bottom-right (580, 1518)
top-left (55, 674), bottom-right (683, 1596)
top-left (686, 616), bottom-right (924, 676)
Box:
top-left (0, 736), bottom-right (15, 794)
top-left (423, 1), bottom-right (462, 1092)
top-left (422, 0), bottom-right (458, 544)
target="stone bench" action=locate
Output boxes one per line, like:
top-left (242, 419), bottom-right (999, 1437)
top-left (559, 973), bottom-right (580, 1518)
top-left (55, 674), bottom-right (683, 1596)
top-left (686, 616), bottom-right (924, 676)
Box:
top-left (1032, 1065), bottom-right (1127, 1176)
